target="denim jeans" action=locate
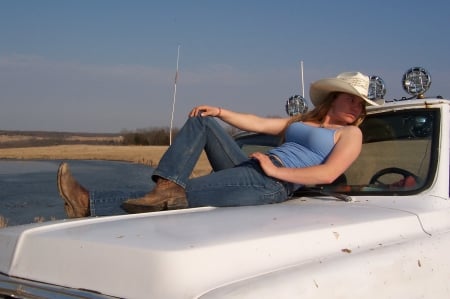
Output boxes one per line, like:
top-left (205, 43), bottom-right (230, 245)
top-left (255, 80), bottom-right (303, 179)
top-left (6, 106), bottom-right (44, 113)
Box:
top-left (89, 116), bottom-right (292, 216)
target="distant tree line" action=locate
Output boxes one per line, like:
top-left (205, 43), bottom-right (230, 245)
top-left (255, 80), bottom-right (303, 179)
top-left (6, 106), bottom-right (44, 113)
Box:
top-left (121, 124), bottom-right (240, 146)
top-left (0, 130), bottom-right (122, 148)
top-left (0, 125), bottom-right (243, 148)
top-left (121, 127), bottom-right (180, 145)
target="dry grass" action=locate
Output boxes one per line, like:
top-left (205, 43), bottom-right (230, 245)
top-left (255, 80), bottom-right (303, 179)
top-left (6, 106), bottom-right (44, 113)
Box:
top-left (0, 144), bottom-right (212, 177)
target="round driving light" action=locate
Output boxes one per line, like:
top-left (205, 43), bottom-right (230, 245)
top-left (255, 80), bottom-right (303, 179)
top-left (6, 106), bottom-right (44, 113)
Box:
top-left (368, 76), bottom-right (386, 101)
top-left (285, 95), bottom-right (308, 116)
top-left (402, 67), bottom-right (431, 97)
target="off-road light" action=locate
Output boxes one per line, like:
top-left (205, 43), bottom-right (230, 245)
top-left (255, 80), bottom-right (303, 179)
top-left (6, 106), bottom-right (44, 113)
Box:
top-left (402, 67), bottom-right (431, 97)
top-left (285, 95), bottom-right (308, 116)
top-left (368, 75), bottom-right (386, 101)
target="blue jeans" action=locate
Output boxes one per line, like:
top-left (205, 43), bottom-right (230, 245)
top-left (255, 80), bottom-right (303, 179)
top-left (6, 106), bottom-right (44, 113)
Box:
top-left (89, 116), bottom-right (292, 216)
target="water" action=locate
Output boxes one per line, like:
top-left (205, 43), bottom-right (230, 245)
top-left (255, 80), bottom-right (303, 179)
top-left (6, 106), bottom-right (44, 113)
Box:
top-left (0, 160), bottom-right (154, 226)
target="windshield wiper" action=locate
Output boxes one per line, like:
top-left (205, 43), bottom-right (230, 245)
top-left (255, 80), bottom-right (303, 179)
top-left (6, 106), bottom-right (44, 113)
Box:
top-left (295, 187), bottom-right (353, 202)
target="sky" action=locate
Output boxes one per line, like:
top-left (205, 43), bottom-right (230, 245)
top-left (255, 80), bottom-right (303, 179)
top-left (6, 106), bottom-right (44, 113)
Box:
top-left (1, 0), bottom-right (450, 133)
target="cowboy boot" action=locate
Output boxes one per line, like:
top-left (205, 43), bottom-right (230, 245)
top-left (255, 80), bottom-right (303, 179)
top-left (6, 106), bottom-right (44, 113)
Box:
top-left (57, 162), bottom-right (90, 218)
top-left (121, 178), bottom-right (188, 214)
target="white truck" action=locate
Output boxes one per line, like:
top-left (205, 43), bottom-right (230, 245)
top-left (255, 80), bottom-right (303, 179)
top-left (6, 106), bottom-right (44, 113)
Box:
top-left (1, 67), bottom-right (449, 298)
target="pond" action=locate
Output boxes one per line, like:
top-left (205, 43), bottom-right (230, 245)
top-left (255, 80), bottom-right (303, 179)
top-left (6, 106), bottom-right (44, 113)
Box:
top-left (0, 160), bottom-right (154, 226)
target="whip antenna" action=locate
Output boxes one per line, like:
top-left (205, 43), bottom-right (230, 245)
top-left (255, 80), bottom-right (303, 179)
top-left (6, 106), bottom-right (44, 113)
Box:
top-left (300, 60), bottom-right (305, 98)
top-left (169, 44), bottom-right (180, 145)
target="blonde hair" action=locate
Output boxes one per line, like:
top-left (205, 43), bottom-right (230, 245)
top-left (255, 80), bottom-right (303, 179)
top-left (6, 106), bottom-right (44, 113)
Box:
top-left (283, 92), bottom-right (367, 135)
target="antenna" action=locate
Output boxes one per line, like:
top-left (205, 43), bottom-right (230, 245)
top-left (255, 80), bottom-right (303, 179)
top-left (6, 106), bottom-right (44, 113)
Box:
top-left (300, 60), bottom-right (305, 98)
top-left (169, 44), bottom-right (180, 145)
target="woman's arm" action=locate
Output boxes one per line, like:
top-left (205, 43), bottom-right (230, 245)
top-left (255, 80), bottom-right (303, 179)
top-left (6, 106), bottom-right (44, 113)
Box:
top-left (189, 105), bottom-right (290, 135)
top-left (251, 126), bottom-right (363, 185)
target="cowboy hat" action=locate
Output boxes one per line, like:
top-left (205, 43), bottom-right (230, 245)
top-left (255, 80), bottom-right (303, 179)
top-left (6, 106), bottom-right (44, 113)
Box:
top-left (310, 72), bottom-right (378, 106)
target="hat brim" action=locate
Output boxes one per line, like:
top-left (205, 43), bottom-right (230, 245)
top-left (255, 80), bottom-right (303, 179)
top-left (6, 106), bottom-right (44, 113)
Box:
top-left (310, 78), bottom-right (379, 106)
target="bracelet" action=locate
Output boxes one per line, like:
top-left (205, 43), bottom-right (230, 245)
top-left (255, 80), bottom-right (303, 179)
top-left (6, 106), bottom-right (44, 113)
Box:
top-left (217, 107), bottom-right (222, 117)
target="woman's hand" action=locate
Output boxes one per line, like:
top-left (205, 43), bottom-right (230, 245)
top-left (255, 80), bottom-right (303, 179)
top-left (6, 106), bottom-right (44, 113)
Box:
top-left (189, 105), bottom-right (221, 118)
top-left (249, 152), bottom-right (278, 177)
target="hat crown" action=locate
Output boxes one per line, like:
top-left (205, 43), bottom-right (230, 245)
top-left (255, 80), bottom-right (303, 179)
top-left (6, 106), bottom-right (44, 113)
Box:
top-left (336, 72), bottom-right (369, 98)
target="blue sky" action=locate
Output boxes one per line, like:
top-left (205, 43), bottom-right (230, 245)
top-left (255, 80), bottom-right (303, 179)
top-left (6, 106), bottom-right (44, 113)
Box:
top-left (1, 0), bottom-right (449, 133)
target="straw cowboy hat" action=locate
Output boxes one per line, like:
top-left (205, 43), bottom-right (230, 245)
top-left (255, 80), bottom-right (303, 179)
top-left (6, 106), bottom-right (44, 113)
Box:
top-left (310, 72), bottom-right (378, 106)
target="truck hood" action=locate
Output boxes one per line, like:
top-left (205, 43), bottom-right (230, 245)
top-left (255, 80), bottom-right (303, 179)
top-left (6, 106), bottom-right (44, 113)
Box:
top-left (0, 199), bottom-right (426, 298)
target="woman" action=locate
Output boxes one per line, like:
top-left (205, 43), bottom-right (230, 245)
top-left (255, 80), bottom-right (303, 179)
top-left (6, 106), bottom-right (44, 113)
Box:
top-left (57, 71), bottom-right (378, 218)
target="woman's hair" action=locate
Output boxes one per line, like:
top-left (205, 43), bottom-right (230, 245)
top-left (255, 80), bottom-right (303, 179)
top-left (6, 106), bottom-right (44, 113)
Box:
top-left (286, 92), bottom-right (367, 128)
top-left (278, 92), bottom-right (367, 141)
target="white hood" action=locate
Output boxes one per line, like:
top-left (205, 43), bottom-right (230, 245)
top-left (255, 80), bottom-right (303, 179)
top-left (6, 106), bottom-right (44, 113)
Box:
top-left (0, 199), bottom-right (425, 298)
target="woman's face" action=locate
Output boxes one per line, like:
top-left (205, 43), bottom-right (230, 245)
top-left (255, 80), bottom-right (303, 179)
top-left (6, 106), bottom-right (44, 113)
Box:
top-left (329, 93), bottom-right (365, 124)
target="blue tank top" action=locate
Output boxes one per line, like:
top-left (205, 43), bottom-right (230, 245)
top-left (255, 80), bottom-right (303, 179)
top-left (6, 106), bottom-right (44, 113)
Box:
top-left (268, 122), bottom-right (337, 168)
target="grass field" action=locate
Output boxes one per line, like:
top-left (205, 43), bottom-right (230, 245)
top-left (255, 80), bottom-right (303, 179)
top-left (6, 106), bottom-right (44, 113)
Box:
top-left (0, 144), bottom-right (212, 175)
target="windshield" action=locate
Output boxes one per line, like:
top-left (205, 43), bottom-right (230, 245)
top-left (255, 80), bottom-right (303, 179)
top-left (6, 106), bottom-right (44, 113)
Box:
top-left (321, 108), bottom-right (439, 195)
top-left (235, 108), bottom-right (439, 196)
